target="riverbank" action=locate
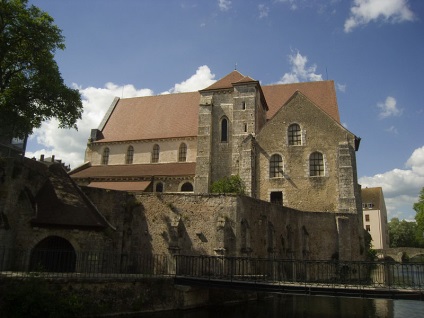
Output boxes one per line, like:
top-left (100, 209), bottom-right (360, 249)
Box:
top-left (0, 276), bottom-right (263, 317)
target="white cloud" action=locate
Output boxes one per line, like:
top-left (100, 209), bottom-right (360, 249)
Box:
top-left (277, 51), bottom-right (323, 84)
top-left (258, 4), bottom-right (270, 18)
top-left (385, 125), bottom-right (399, 134)
top-left (165, 65), bottom-right (216, 94)
top-left (377, 96), bottom-right (403, 119)
top-left (337, 83), bottom-right (347, 92)
top-left (218, 0), bottom-right (231, 11)
top-left (344, 0), bottom-right (415, 33)
top-left (276, 0), bottom-right (298, 11)
top-left (25, 66), bottom-right (217, 169)
top-left (359, 145), bottom-right (424, 219)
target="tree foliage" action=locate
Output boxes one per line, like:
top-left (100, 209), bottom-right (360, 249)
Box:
top-left (414, 187), bottom-right (424, 246)
top-left (211, 175), bottom-right (245, 195)
top-left (388, 217), bottom-right (420, 248)
top-left (0, 0), bottom-right (82, 139)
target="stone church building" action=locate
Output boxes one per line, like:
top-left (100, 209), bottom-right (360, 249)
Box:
top-left (70, 70), bottom-right (361, 214)
top-left (1, 71), bottom-right (366, 271)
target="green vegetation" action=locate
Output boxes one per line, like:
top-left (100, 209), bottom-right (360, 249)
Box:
top-left (414, 187), bottom-right (424, 246)
top-left (386, 187), bottom-right (424, 248)
top-left (0, 0), bottom-right (82, 139)
top-left (0, 277), bottom-right (86, 317)
top-left (388, 218), bottom-right (420, 248)
top-left (211, 175), bottom-right (245, 195)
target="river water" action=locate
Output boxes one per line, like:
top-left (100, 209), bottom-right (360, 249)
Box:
top-left (141, 295), bottom-right (424, 318)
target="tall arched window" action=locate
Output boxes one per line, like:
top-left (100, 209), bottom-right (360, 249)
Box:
top-left (269, 154), bottom-right (283, 178)
top-left (126, 145), bottom-right (134, 164)
top-left (288, 124), bottom-right (301, 145)
top-left (221, 118), bottom-right (228, 142)
top-left (152, 144), bottom-right (159, 163)
top-left (178, 143), bottom-right (187, 162)
top-left (309, 152), bottom-right (324, 176)
top-left (102, 147), bottom-right (109, 165)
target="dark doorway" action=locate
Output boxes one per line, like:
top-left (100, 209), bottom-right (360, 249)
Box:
top-left (30, 236), bottom-right (76, 272)
top-left (270, 191), bottom-right (283, 205)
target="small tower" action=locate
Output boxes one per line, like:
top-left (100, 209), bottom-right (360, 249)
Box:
top-left (194, 71), bottom-right (268, 196)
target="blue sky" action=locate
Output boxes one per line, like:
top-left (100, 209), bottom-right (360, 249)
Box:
top-left (26, 0), bottom-right (424, 221)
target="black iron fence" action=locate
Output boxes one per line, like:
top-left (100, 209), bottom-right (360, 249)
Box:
top-left (0, 248), bottom-right (170, 279)
top-left (1, 247), bottom-right (423, 291)
top-left (175, 255), bottom-right (424, 290)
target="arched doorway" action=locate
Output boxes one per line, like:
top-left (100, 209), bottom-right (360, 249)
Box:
top-left (30, 236), bottom-right (76, 272)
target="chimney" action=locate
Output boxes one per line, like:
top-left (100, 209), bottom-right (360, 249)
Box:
top-left (51, 155), bottom-right (55, 162)
top-left (40, 154), bottom-right (44, 161)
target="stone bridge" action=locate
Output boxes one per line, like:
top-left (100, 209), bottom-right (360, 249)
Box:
top-left (376, 248), bottom-right (424, 262)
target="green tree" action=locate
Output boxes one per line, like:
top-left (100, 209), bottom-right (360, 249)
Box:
top-left (0, 0), bottom-right (82, 139)
top-left (414, 187), bottom-right (424, 246)
top-left (211, 175), bottom-right (245, 195)
top-left (388, 217), bottom-right (419, 247)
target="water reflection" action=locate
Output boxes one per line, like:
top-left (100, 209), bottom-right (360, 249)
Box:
top-left (140, 295), bottom-right (424, 318)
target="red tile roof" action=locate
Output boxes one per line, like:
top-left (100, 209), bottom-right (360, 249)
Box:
top-left (262, 81), bottom-right (340, 122)
top-left (87, 181), bottom-right (151, 192)
top-left (201, 70), bottom-right (246, 91)
top-left (95, 72), bottom-right (340, 144)
top-left (99, 92), bottom-right (200, 143)
top-left (70, 162), bottom-right (196, 179)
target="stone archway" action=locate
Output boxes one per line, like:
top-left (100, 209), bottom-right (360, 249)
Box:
top-left (30, 236), bottom-right (76, 272)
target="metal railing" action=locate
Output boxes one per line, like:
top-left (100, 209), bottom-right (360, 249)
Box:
top-left (175, 255), bottom-right (424, 290)
top-left (1, 248), bottom-right (423, 292)
top-left (0, 248), bottom-right (171, 279)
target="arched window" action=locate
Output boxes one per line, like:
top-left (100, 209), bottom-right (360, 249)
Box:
top-left (221, 118), bottom-right (228, 142)
top-left (309, 152), bottom-right (324, 176)
top-left (181, 182), bottom-right (193, 192)
top-left (155, 182), bottom-right (163, 192)
top-left (288, 124), bottom-right (301, 145)
top-left (269, 154), bottom-right (283, 178)
top-left (152, 144), bottom-right (159, 163)
top-left (126, 146), bottom-right (134, 164)
top-left (178, 143), bottom-right (187, 162)
top-left (102, 147), bottom-right (109, 165)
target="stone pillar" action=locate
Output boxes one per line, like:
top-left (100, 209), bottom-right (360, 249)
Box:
top-left (336, 216), bottom-right (352, 261)
top-left (337, 141), bottom-right (358, 213)
top-left (194, 94), bottom-right (213, 194)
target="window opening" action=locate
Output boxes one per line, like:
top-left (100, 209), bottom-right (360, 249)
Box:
top-left (178, 143), bottom-right (187, 162)
top-left (309, 152), bottom-right (324, 176)
top-left (270, 191), bottom-right (283, 205)
top-left (270, 154), bottom-right (283, 178)
top-left (102, 147), bottom-right (109, 165)
top-left (288, 124), bottom-right (301, 145)
top-left (152, 144), bottom-right (159, 163)
top-left (181, 182), bottom-right (193, 192)
top-left (155, 182), bottom-right (163, 192)
top-left (126, 146), bottom-right (134, 164)
top-left (221, 118), bottom-right (228, 142)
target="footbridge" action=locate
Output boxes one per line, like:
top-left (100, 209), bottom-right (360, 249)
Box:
top-left (1, 249), bottom-right (423, 301)
top-left (376, 248), bottom-right (424, 263)
top-left (174, 255), bottom-right (424, 301)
